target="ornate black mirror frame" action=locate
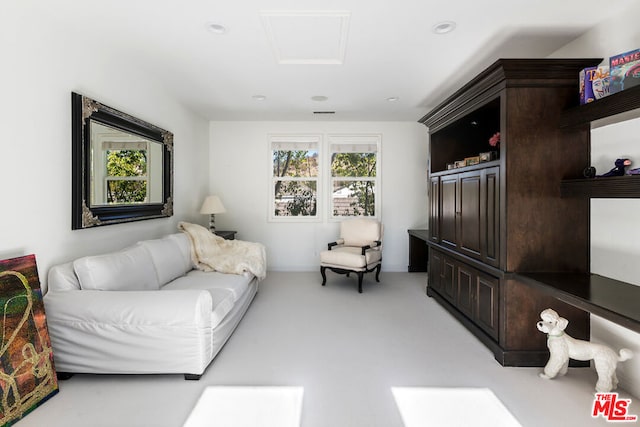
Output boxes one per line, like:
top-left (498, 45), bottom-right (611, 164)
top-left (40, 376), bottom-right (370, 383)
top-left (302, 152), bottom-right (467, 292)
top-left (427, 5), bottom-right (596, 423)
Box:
top-left (71, 92), bottom-right (173, 229)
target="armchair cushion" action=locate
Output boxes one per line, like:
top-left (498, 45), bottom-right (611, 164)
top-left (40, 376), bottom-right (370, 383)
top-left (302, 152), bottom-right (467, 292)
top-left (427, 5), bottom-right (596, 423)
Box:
top-left (340, 218), bottom-right (382, 247)
top-left (320, 246), bottom-right (382, 270)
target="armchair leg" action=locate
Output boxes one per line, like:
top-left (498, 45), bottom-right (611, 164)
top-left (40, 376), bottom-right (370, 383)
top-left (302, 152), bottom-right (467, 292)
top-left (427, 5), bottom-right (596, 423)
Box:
top-left (375, 264), bottom-right (381, 282)
top-left (357, 272), bottom-right (364, 293)
top-left (321, 266), bottom-right (327, 286)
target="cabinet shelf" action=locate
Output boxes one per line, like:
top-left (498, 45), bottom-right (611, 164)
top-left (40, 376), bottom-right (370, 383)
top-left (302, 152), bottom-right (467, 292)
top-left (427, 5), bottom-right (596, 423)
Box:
top-left (559, 84), bottom-right (640, 128)
top-left (561, 175), bottom-right (640, 198)
top-left (514, 272), bottom-right (640, 334)
top-left (430, 160), bottom-right (500, 177)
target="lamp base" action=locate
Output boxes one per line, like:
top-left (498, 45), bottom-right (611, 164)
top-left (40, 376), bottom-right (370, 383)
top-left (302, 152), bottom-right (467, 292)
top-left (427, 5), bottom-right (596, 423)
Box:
top-left (209, 214), bottom-right (216, 232)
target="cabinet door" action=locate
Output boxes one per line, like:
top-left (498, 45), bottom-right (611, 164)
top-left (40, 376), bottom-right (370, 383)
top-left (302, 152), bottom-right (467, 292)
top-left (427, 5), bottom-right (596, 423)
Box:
top-left (428, 176), bottom-right (440, 243)
top-left (458, 171), bottom-right (482, 259)
top-left (440, 175), bottom-right (458, 250)
top-left (482, 167), bottom-right (500, 267)
top-left (476, 272), bottom-right (499, 340)
top-left (428, 249), bottom-right (443, 294)
top-left (442, 257), bottom-right (456, 303)
top-left (456, 262), bottom-right (475, 319)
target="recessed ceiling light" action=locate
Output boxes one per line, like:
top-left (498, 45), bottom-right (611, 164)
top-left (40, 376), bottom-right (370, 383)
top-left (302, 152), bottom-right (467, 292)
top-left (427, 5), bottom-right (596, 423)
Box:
top-left (252, 95), bottom-right (266, 101)
top-left (386, 97), bottom-right (399, 102)
top-left (432, 21), bottom-right (456, 35)
top-left (311, 96), bottom-right (329, 102)
top-left (206, 22), bottom-right (227, 34)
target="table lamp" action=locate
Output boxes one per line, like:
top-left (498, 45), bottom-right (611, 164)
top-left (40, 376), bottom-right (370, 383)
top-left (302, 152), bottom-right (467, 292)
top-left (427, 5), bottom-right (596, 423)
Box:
top-left (200, 195), bottom-right (226, 232)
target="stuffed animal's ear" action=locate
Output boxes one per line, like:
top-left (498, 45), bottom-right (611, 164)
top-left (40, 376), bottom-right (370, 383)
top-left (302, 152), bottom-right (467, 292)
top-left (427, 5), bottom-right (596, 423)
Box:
top-left (557, 317), bottom-right (569, 330)
top-left (540, 308), bottom-right (558, 322)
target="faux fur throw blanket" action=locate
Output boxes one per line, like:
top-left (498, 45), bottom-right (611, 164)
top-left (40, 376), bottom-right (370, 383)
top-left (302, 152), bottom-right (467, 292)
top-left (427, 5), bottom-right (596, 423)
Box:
top-left (178, 222), bottom-right (267, 280)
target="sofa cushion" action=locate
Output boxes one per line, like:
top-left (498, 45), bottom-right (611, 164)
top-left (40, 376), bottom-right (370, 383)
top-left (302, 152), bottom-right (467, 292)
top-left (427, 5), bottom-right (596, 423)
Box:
top-left (47, 261), bottom-right (81, 292)
top-left (162, 280), bottom-right (236, 329)
top-left (140, 234), bottom-right (193, 285)
top-left (73, 243), bottom-right (160, 291)
top-left (178, 270), bottom-right (253, 302)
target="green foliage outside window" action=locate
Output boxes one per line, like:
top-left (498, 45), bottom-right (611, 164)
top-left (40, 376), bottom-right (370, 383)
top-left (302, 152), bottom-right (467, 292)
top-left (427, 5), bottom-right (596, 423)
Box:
top-left (106, 149), bottom-right (148, 203)
top-left (331, 152), bottom-right (376, 216)
top-left (273, 150), bottom-right (318, 216)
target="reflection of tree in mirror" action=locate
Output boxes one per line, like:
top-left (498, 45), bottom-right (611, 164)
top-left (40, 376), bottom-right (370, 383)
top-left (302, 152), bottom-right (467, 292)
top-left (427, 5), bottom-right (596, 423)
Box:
top-left (106, 150), bottom-right (148, 203)
top-left (273, 150), bottom-right (318, 216)
top-left (331, 153), bottom-right (376, 216)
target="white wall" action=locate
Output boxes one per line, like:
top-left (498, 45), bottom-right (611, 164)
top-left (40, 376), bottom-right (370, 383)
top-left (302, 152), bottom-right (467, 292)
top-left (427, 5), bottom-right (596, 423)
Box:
top-left (550, 2), bottom-right (640, 397)
top-left (209, 121), bottom-right (429, 272)
top-left (0, 5), bottom-right (210, 292)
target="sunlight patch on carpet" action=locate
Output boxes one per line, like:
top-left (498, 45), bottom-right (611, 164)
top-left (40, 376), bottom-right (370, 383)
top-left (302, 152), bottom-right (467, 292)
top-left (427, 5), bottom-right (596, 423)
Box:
top-left (392, 387), bottom-right (522, 427)
top-left (183, 386), bottom-right (304, 427)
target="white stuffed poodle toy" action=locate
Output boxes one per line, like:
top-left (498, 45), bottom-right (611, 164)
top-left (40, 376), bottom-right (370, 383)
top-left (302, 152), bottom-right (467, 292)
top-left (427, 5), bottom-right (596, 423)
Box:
top-left (536, 308), bottom-right (633, 392)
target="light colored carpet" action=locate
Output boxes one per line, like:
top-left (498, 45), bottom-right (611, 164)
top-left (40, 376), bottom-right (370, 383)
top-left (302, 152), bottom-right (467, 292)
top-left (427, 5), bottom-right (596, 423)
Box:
top-left (18, 272), bottom-right (633, 426)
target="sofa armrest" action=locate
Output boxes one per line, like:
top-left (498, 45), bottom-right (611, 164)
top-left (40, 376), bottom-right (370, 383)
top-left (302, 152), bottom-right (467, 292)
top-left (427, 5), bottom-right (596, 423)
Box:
top-left (44, 289), bottom-right (213, 327)
top-left (43, 289), bottom-right (215, 375)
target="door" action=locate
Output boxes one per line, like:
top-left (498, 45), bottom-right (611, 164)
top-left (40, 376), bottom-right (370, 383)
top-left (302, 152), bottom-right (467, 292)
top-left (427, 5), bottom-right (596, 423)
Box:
top-left (428, 249), bottom-right (443, 294)
top-left (456, 262), bottom-right (475, 319)
top-left (476, 272), bottom-right (499, 340)
top-left (482, 167), bottom-right (500, 267)
top-left (428, 176), bottom-right (440, 243)
top-left (441, 257), bottom-right (456, 303)
top-left (440, 175), bottom-right (457, 250)
top-left (458, 170), bottom-right (482, 259)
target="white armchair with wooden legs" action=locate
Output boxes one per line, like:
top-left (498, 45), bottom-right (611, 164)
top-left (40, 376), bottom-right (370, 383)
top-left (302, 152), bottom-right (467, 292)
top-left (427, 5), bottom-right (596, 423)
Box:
top-left (320, 218), bottom-right (383, 293)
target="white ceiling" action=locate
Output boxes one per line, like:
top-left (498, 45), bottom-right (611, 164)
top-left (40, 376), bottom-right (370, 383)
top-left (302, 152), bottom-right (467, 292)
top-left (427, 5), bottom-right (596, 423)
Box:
top-left (29, 0), bottom-right (637, 121)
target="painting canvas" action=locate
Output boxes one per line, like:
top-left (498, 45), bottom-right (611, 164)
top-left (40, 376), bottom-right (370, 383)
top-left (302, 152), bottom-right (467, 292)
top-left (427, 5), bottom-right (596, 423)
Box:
top-left (0, 255), bottom-right (58, 427)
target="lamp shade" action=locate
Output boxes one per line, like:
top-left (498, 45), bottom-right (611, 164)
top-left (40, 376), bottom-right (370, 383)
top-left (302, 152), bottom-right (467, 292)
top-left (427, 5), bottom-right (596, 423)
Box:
top-left (200, 195), bottom-right (226, 214)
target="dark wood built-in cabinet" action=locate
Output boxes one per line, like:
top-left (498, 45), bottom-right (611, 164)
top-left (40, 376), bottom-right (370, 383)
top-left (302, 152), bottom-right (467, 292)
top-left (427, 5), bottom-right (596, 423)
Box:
top-left (420, 58), bottom-right (604, 366)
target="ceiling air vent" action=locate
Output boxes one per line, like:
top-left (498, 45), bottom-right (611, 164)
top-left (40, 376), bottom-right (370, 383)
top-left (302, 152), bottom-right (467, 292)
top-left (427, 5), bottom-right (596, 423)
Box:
top-left (313, 111), bottom-right (336, 114)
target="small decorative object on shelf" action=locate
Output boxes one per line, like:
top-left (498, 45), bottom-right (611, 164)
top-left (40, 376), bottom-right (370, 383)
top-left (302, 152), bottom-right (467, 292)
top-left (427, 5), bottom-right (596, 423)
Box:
top-left (609, 48), bottom-right (640, 94)
top-left (579, 63), bottom-right (610, 104)
top-left (627, 167), bottom-right (640, 175)
top-left (537, 308), bottom-right (633, 392)
top-left (596, 158), bottom-right (631, 177)
top-left (447, 163), bottom-right (455, 170)
top-left (464, 156), bottom-right (480, 166)
top-left (583, 166), bottom-right (597, 178)
top-left (479, 151), bottom-right (498, 162)
top-left (489, 132), bottom-right (500, 148)
top-left (454, 160), bottom-right (466, 168)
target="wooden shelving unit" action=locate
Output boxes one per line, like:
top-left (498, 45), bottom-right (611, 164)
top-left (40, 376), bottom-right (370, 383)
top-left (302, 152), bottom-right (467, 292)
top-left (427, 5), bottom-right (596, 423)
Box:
top-left (546, 80), bottom-right (640, 334)
top-left (515, 273), bottom-right (640, 334)
top-left (561, 175), bottom-right (640, 198)
top-left (560, 84), bottom-right (640, 199)
top-left (559, 84), bottom-right (640, 128)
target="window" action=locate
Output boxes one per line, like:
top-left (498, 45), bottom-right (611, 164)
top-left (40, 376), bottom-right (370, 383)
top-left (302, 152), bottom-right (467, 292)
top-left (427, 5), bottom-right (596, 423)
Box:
top-left (329, 135), bottom-right (380, 219)
top-left (270, 136), bottom-right (321, 221)
top-left (104, 142), bottom-right (149, 204)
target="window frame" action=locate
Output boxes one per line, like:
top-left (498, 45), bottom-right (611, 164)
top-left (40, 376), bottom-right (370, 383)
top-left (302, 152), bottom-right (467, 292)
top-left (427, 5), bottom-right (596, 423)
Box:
top-left (327, 134), bottom-right (381, 221)
top-left (268, 134), bottom-right (323, 223)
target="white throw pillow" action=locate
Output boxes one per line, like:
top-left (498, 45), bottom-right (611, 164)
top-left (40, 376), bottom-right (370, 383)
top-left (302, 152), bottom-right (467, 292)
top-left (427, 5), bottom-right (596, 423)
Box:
top-left (140, 235), bottom-right (192, 285)
top-left (73, 243), bottom-right (160, 291)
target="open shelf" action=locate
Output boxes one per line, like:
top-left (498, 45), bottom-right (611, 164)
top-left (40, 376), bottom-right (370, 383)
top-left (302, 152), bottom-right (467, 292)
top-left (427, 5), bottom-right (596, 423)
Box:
top-left (514, 272), bottom-right (640, 333)
top-left (561, 175), bottom-right (640, 198)
top-left (559, 84), bottom-right (640, 128)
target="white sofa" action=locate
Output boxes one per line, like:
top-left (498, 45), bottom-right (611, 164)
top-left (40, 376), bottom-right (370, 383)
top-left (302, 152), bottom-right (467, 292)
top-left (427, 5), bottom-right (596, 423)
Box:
top-left (43, 232), bottom-right (259, 380)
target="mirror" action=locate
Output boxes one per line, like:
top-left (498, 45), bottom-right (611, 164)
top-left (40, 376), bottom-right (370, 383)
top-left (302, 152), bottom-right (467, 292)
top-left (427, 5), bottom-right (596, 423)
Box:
top-left (71, 92), bottom-right (173, 229)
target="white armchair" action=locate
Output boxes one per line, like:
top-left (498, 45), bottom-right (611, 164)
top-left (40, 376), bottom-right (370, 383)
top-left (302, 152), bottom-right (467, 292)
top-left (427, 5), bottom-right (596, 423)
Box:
top-left (320, 218), bottom-right (383, 293)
